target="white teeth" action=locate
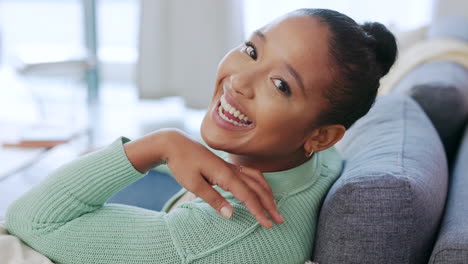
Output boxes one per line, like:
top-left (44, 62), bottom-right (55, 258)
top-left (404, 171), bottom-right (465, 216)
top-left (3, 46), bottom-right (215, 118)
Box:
top-left (218, 105), bottom-right (249, 127)
top-left (219, 95), bottom-right (251, 124)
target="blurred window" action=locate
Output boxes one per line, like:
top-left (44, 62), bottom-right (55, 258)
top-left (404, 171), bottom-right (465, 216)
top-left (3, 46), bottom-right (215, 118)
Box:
top-left (0, 0), bottom-right (139, 81)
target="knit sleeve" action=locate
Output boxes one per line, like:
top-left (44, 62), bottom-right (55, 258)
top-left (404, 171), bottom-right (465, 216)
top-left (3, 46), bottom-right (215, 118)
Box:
top-left (5, 137), bottom-right (187, 263)
top-left (4, 137), bottom-right (291, 264)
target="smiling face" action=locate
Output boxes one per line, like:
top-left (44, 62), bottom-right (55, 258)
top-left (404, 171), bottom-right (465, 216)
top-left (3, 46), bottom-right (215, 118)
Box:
top-left (200, 14), bottom-right (336, 171)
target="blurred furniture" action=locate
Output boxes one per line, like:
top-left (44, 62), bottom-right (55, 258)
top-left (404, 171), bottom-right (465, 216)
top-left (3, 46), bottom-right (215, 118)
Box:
top-left (312, 17), bottom-right (468, 264)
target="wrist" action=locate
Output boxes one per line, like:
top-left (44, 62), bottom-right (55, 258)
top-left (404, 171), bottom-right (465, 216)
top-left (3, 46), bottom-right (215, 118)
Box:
top-left (123, 129), bottom-right (178, 173)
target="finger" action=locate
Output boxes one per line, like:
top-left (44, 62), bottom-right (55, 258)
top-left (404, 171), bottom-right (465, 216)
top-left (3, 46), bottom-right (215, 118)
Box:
top-left (191, 176), bottom-right (233, 219)
top-left (238, 166), bottom-right (275, 201)
top-left (221, 174), bottom-right (274, 229)
top-left (238, 172), bottom-right (284, 224)
top-left (236, 165), bottom-right (283, 224)
top-left (239, 166), bottom-right (276, 206)
top-left (201, 164), bottom-right (273, 228)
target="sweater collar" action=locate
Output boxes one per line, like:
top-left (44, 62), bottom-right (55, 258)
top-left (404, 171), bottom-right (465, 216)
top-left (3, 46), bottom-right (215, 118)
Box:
top-left (217, 151), bottom-right (322, 197)
top-left (262, 152), bottom-right (321, 196)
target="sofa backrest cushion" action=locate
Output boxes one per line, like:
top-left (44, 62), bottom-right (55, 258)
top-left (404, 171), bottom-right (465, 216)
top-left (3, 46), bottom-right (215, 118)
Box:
top-left (392, 61), bottom-right (468, 164)
top-left (392, 16), bottom-right (468, 165)
top-left (312, 95), bottom-right (448, 264)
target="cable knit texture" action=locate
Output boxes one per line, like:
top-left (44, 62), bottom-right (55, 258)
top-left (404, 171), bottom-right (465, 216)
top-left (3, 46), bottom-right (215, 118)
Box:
top-left (5, 137), bottom-right (342, 264)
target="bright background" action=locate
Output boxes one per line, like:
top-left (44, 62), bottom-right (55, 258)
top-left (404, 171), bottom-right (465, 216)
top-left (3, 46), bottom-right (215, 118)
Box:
top-left (0, 0), bottom-right (466, 219)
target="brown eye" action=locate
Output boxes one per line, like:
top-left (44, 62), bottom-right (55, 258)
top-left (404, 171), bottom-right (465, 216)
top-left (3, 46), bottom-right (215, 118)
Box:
top-left (243, 42), bottom-right (257, 60)
top-left (272, 78), bottom-right (291, 96)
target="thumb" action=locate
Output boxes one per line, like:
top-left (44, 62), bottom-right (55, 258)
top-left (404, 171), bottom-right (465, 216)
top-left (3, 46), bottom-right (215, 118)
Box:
top-left (219, 204), bottom-right (233, 219)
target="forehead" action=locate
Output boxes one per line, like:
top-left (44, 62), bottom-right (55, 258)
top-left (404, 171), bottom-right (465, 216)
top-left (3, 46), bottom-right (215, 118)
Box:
top-left (260, 15), bottom-right (333, 95)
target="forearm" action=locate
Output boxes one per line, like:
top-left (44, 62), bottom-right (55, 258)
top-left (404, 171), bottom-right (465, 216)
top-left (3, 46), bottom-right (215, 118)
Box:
top-left (6, 137), bottom-right (145, 232)
top-left (4, 134), bottom-right (192, 263)
top-left (123, 129), bottom-right (176, 173)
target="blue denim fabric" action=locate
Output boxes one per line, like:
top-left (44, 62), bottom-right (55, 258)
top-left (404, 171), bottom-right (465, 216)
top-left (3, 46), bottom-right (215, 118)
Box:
top-left (108, 170), bottom-right (182, 211)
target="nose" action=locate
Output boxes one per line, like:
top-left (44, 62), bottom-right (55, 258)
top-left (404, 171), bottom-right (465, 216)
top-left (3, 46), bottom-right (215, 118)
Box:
top-left (229, 70), bottom-right (256, 99)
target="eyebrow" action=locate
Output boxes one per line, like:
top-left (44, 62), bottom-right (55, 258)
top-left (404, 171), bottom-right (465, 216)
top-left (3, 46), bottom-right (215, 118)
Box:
top-left (254, 30), bottom-right (266, 41)
top-left (254, 30), bottom-right (305, 94)
top-left (285, 63), bottom-right (305, 94)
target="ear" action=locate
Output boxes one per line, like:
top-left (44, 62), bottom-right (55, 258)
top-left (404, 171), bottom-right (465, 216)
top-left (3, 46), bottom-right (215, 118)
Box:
top-left (304, 124), bottom-right (346, 153)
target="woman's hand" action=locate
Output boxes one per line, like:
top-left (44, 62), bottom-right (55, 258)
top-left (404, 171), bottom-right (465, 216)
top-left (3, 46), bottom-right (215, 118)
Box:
top-left (124, 129), bottom-right (284, 228)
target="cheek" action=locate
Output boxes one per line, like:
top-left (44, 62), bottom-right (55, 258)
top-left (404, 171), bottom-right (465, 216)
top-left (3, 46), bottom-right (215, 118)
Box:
top-left (255, 107), bottom-right (308, 147)
top-left (263, 116), bottom-right (304, 136)
top-left (216, 48), bottom-right (245, 78)
top-left (200, 113), bottom-right (221, 149)
top-left (208, 49), bottom-right (240, 106)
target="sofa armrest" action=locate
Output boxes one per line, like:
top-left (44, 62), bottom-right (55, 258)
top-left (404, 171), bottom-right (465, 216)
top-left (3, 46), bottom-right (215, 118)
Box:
top-left (313, 95), bottom-right (448, 264)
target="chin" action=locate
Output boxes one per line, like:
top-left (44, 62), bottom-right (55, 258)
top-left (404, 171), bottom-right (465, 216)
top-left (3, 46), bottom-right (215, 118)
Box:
top-left (200, 114), bottom-right (228, 151)
top-left (199, 113), bottom-right (246, 155)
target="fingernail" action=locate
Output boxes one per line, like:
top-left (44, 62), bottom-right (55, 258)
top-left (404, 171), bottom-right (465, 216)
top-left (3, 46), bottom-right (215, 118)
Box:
top-left (279, 214), bottom-right (285, 223)
top-left (220, 206), bottom-right (232, 219)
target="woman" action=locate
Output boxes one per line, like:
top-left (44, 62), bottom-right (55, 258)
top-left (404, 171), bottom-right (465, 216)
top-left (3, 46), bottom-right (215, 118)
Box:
top-left (6, 8), bottom-right (397, 264)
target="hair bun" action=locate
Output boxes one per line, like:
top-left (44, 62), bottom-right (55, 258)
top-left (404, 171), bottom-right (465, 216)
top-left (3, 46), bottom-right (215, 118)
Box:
top-left (361, 22), bottom-right (397, 75)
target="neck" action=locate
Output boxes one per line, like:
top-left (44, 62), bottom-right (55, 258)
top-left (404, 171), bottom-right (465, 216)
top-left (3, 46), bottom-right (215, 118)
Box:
top-left (228, 149), bottom-right (309, 173)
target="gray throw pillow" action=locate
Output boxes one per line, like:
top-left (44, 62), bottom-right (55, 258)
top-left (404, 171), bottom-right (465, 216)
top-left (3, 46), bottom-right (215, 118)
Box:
top-left (429, 124), bottom-right (468, 263)
top-left (312, 95), bottom-right (448, 264)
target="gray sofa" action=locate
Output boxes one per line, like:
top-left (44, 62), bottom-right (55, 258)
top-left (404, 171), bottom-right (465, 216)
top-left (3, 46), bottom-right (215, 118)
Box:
top-left (312, 17), bottom-right (468, 264)
top-left (313, 95), bottom-right (448, 264)
top-left (430, 124), bottom-right (468, 263)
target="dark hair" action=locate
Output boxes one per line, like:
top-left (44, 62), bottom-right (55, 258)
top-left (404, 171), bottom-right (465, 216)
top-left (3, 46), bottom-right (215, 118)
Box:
top-left (292, 8), bottom-right (397, 129)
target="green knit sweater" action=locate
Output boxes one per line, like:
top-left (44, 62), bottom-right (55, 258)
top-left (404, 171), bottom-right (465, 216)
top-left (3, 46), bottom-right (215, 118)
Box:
top-left (6, 137), bottom-right (342, 264)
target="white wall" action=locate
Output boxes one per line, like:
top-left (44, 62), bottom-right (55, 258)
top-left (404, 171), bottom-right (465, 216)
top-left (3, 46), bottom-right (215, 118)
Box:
top-left (244, 0), bottom-right (434, 36)
top-left (432, 0), bottom-right (468, 19)
top-left (137, 0), bottom-right (244, 109)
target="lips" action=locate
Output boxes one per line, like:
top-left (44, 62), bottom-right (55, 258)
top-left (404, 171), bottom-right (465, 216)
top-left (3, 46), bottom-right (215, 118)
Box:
top-left (218, 95), bottom-right (252, 126)
top-left (210, 90), bottom-right (255, 131)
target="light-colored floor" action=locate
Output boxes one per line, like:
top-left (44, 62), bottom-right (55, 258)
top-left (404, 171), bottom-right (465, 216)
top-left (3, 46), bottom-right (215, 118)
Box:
top-left (0, 68), bottom-right (206, 220)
